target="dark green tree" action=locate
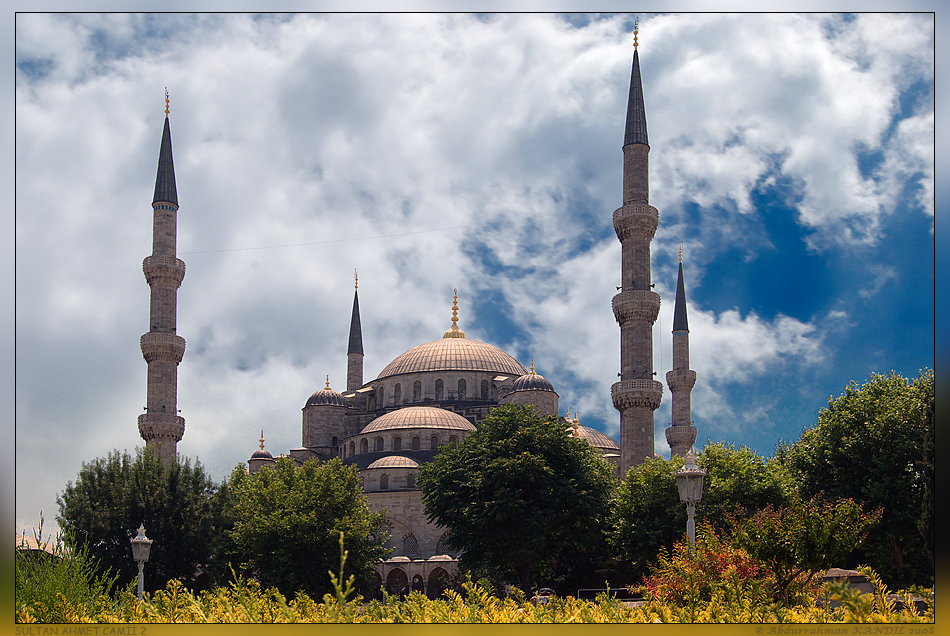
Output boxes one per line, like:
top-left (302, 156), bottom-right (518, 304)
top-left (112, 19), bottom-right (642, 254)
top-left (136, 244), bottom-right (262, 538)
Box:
top-left (610, 442), bottom-right (790, 584)
top-left (56, 446), bottom-right (217, 591)
top-left (226, 457), bottom-right (389, 599)
top-left (778, 369), bottom-right (934, 588)
top-left (417, 403), bottom-right (615, 593)
top-left (792, 370), bottom-right (935, 585)
top-left (729, 494), bottom-right (881, 607)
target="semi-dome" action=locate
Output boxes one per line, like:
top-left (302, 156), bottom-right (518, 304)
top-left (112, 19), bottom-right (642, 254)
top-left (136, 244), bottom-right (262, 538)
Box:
top-left (376, 338), bottom-right (527, 380)
top-left (366, 456), bottom-right (420, 470)
top-left (305, 376), bottom-right (348, 408)
top-left (360, 406), bottom-right (476, 434)
top-left (573, 424), bottom-right (620, 451)
top-left (509, 361), bottom-right (556, 394)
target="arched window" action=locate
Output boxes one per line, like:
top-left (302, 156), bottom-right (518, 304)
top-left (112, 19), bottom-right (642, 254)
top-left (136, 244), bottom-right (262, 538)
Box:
top-left (332, 436), bottom-right (338, 448)
top-left (402, 534), bottom-right (419, 558)
top-left (375, 437), bottom-right (384, 452)
top-left (351, 441), bottom-right (357, 456)
top-left (435, 379), bottom-right (444, 400)
top-left (413, 380), bottom-right (421, 402)
top-left (393, 436), bottom-right (402, 451)
top-left (380, 474), bottom-right (389, 490)
top-left (411, 436), bottom-right (420, 451)
top-left (457, 379), bottom-right (466, 400)
top-left (436, 531), bottom-right (457, 556)
top-left (448, 435), bottom-right (458, 447)
top-left (360, 439), bottom-right (368, 454)
top-left (394, 383), bottom-right (402, 404)
top-left (430, 435), bottom-right (439, 450)
top-left (481, 379), bottom-right (489, 400)
top-left (407, 473), bottom-right (416, 488)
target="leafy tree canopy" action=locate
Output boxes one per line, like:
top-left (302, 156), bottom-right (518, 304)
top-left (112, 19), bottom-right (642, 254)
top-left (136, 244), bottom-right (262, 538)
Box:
top-left (56, 446), bottom-right (217, 591)
top-left (417, 403), bottom-right (615, 593)
top-left (226, 457), bottom-right (389, 599)
top-left (778, 369), bottom-right (934, 587)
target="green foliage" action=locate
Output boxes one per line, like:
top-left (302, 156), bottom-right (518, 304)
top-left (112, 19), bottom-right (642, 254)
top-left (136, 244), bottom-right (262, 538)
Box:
top-left (226, 457), bottom-right (389, 599)
top-left (417, 403), bottom-right (615, 592)
top-left (778, 369), bottom-right (934, 587)
top-left (56, 446), bottom-right (218, 591)
top-left (15, 520), bottom-right (131, 622)
top-left (729, 494), bottom-right (881, 607)
top-left (609, 442), bottom-right (790, 584)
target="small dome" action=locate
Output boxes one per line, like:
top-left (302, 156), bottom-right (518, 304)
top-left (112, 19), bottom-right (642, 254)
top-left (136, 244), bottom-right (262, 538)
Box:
top-left (573, 425), bottom-right (620, 451)
top-left (360, 406), bottom-right (476, 434)
top-left (366, 456), bottom-right (420, 470)
top-left (250, 449), bottom-right (273, 460)
top-left (305, 376), bottom-right (348, 408)
top-left (509, 361), bottom-right (556, 394)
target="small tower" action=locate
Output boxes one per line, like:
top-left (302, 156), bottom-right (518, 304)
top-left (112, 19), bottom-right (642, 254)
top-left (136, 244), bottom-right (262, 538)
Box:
top-left (301, 376), bottom-right (348, 461)
top-left (665, 249), bottom-right (698, 456)
top-left (138, 90), bottom-right (186, 465)
top-left (612, 21), bottom-right (663, 474)
top-left (347, 271), bottom-right (364, 393)
top-left (248, 430), bottom-right (275, 474)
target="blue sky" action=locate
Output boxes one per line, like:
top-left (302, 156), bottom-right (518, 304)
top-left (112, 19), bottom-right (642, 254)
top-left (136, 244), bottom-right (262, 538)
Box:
top-left (13, 12), bottom-right (935, 535)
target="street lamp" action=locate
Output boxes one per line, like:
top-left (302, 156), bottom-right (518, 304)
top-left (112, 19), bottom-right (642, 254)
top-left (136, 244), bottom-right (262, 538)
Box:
top-left (130, 524), bottom-right (153, 600)
top-left (673, 449), bottom-right (706, 545)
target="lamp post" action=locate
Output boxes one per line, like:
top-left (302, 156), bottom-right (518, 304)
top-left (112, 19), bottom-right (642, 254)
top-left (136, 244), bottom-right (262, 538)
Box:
top-left (673, 449), bottom-right (706, 545)
top-left (130, 524), bottom-right (153, 600)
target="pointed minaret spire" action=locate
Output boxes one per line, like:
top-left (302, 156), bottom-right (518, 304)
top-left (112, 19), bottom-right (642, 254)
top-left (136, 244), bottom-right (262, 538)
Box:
top-left (666, 250), bottom-right (698, 457)
top-left (346, 270), bottom-right (364, 393)
top-left (613, 23), bottom-right (663, 473)
top-left (139, 94), bottom-right (186, 465)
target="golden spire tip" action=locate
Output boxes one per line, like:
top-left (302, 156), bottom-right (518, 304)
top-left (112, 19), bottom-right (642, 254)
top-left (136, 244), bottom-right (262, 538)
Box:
top-left (259, 429), bottom-right (265, 451)
top-left (355, 269), bottom-right (358, 290)
top-left (325, 375), bottom-right (331, 390)
top-left (530, 359), bottom-right (535, 374)
top-left (443, 288), bottom-right (466, 338)
top-left (679, 244), bottom-right (683, 263)
top-left (633, 17), bottom-right (639, 49)
top-left (164, 88), bottom-right (169, 118)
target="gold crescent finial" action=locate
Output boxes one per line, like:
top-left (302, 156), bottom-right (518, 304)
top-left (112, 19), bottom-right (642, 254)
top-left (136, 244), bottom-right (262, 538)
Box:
top-left (443, 288), bottom-right (466, 338)
top-left (325, 375), bottom-right (331, 390)
top-left (355, 269), bottom-right (358, 290)
top-left (164, 88), bottom-right (169, 117)
top-left (259, 429), bottom-right (265, 451)
top-left (633, 17), bottom-right (639, 49)
top-left (679, 244), bottom-right (683, 263)
top-left (530, 359), bottom-right (535, 374)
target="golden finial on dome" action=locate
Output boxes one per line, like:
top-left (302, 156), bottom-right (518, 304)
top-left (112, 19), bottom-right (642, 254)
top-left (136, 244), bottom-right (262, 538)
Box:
top-left (259, 429), bottom-right (265, 451)
top-left (442, 288), bottom-right (466, 338)
top-left (633, 17), bottom-right (639, 49)
top-left (164, 88), bottom-right (169, 118)
top-left (530, 359), bottom-right (536, 374)
top-left (325, 375), bottom-right (331, 390)
top-left (354, 269), bottom-right (358, 290)
top-left (679, 244), bottom-right (683, 263)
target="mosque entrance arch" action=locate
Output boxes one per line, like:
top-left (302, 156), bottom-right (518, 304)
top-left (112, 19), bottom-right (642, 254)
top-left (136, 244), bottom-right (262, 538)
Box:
top-left (427, 568), bottom-right (450, 599)
top-left (386, 568), bottom-right (409, 598)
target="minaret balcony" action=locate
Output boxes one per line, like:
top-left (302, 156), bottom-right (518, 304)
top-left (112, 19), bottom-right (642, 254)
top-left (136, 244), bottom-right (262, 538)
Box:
top-left (665, 369), bottom-right (697, 392)
top-left (143, 255), bottom-right (186, 288)
top-left (611, 379), bottom-right (663, 411)
top-left (612, 290), bottom-right (661, 325)
top-left (665, 424), bottom-right (697, 450)
top-left (613, 204), bottom-right (659, 242)
top-left (140, 332), bottom-right (186, 363)
top-left (138, 413), bottom-right (185, 442)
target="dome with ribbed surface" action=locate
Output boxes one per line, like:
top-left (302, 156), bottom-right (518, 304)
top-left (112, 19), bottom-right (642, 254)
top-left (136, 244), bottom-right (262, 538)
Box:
top-left (510, 371), bottom-right (556, 394)
top-left (376, 338), bottom-right (526, 380)
top-left (573, 424), bottom-right (620, 451)
top-left (305, 388), bottom-right (348, 408)
top-left (360, 406), bottom-right (475, 434)
top-left (366, 456), bottom-right (420, 470)
top-left (250, 449), bottom-right (273, 459)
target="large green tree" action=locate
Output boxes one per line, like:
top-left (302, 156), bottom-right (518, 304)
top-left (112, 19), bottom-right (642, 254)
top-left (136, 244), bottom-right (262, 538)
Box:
top-left (778, 369), bottom-right (934, 588)
top-left (56, 446), bottom-right (218, 591)
top-left (417, 403), bottom-right (615, 593)
top-left (226, 457), bottom-right (389, 599)
top-left (610, 442), bottom-right (790, 584)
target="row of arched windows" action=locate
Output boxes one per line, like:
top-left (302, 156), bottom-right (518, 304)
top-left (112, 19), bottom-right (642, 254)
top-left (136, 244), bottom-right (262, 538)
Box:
top-left (384, 378), bottom-right (493, 405)
top-left (378, 473), bottom-right (416, 490)
top-left (342, 434), bottom-right (459, 458)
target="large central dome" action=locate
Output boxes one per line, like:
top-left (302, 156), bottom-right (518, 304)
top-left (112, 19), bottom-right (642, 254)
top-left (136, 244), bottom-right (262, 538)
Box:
top-left (376, 338), bottom-right (527, 380)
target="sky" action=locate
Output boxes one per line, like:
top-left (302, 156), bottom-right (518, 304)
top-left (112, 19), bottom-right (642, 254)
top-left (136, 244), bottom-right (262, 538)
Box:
top-left (13, 12), bottom-right (936, 537)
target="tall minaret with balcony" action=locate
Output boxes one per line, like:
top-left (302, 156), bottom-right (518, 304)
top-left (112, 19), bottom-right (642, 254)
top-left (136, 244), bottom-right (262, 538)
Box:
top-left (612, 23), bottom-right (664, 474)
top-left (138, 91), bottom-right (186, 465)
top-left (346, 271), bottom-right (364, 393)
top-left (665, 249), bottom-right (698, 456)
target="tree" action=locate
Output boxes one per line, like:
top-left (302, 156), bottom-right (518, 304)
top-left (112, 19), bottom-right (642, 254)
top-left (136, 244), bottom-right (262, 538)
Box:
top-left (417, 403), bottom-right (615, 593)
top-left (56, 446), bottom-right (217, 591)
top-left (609, 443), bottom-right (790, 584)
top-left (778, 369), bottom-right (934, 587)
top-left (729, 494), bottom-right (881, 607)
top-left (226, 457), bottom-right (389, 599)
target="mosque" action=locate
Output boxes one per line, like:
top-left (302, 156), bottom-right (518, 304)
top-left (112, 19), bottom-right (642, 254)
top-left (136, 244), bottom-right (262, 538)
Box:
top-left (138, 25), bottom-right (699, 599)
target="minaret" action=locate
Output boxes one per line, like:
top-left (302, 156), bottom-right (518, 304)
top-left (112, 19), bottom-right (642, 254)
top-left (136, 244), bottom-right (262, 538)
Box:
top-left (346, 271), bottom-right (364, 393)
top-left (665, 248), bottom-right (698, 456)
top-left (612, 22), bottom-right (664, 474)
top-left (137, 90), bottom-right (186, 465)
